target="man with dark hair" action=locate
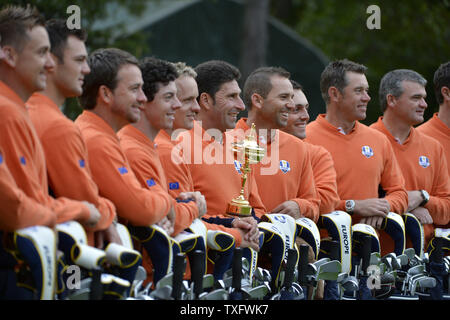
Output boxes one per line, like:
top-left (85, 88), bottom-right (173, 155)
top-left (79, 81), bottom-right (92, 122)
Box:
top-left (306, 59), bottom-right (408, 255)
top-left (118, 57), bottom-right (205, 237)
top-left (371, 69), bottom-right (449, 248)
top-left (154, 61), bottom-right (260, 250)
top-left (283, 80), bottom-right (339, 216)
top-left (237, 66), bottom-right (320, 221)
top-left (75, 48), bottom-right (175, 284)
top-left (417, 62), bottom-right (450, 176)
top-left (0, 5), bottom-right (100, 299)
top-left (27, 19), bottom-right (116, 248)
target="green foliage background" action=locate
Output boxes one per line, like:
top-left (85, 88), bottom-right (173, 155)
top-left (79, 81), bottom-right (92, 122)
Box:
top-left (2, 0), bottom-right (449, 125)
top-left (271, 0), bottom-right (450, 124)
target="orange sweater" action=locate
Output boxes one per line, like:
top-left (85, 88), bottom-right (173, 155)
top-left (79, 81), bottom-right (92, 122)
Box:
top-left (306, 114), bottom-right (408, 222)
top-left (75, 110), bottom-right (172, 226)
top-left (175, 121), bottom-right (267, 220)
top-left (155, 129), bottom-right (245, 246)
top-left (417, 113), bottom-right (450, 176)
top-left (0, 81), bottom-right (91, 225)
top-left (118, 125), bottom-right (199, 236)
top-left (235, 119), bottom-right (320, 222)
top-left (28, 93), bottom-right (116, 245)
top-left (305, 142), bottom-right (340, 215)
top-left (371, 117), bottom-right (450, 243)
top-left (0, 147), bottom-right (56, 231)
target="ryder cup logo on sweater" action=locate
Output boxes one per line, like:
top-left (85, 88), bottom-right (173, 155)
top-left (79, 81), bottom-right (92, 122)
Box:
top-left (362, 146), bottom-right (374, 158)
top-left (418, 156), bottom-right (430, 168)
top-left (279, 160), bottom-right (290, 173)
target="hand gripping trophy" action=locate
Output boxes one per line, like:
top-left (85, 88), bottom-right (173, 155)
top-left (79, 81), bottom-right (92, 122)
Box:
top-left (227, 123), bottom-right (265, 217)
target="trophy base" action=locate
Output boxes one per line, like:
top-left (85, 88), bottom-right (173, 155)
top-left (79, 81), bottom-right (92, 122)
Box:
top-left (226, 198), bottom-right (253, 217)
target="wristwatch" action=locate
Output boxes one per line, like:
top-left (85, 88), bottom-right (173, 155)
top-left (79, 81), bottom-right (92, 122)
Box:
top-left (419, 190), bottom-right (430, 207)
top-left (345, 200), bottom-right (355, 215)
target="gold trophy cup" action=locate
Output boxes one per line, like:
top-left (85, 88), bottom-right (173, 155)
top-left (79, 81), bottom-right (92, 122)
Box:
top-left (226, 123), bottom-right (265, 217)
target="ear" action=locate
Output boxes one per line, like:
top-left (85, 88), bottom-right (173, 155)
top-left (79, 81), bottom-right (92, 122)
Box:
top-left (386, 93), bottom-right (397, 108)
top-left (441, 86), bottom-right (450, 102)
top-left (251, 93), bottom-right (263, 110)
top-left (1, 46), bottom-right (18, 68)
top-left (328, 86), bottom-right (340, 102)
top-left (199, 92), bottom-right (212, 111)
top-left (98, 85), bottom-right (113, 105)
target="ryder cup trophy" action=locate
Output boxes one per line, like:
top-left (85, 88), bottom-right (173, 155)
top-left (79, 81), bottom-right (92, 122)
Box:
top-left (226, 123), bottom-right (265, 217)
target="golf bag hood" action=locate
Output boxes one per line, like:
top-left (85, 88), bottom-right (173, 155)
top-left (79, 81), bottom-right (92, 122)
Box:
top-left (403, 213), bottom-right (425, 258)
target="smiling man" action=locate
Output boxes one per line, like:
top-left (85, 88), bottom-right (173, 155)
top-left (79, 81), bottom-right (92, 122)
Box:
top-left (27, 19), bottom-right (117, 247)
top-left (370, 69), bottom-right (450, 247)
top-left (236, 67), bottom-right (320, 222)
top-left (282, 80), bottom-right (340, 216)
top-left (306, 59), bottom-right (408, 254)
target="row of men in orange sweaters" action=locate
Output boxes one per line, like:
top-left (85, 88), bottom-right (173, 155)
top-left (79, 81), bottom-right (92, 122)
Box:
top-left (0, 6), bottom-right (449, 298)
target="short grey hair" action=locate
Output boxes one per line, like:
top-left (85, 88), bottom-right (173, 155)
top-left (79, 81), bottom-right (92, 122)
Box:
top-left (379, 69), bottom-right (427, 113)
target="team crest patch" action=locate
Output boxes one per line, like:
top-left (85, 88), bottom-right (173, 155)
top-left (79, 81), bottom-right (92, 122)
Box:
top-left (418, 156), bottom-right (430, 168)
top-left (118, 166), bottom-right (128, 175)
top-left (146, 179), bottom-right (156, 187)
top-left (79, 159), bottom-right (85, 168)
top-left (279, 160), bottom-right (290, 173)
top-left (0, 154), bottom-right (2, 164)
top-left (20, 156), bottom-right (26, 165)
top-left (361, 146), bottom-right (374, 158)
top-left (234, 160), bottom-right (242, 174)
top-left (169, 182), bottom-right (180, 190)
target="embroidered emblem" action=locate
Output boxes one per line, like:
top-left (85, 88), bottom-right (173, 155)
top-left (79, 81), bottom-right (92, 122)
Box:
top-left (146, 179), bottom-right (156, 187)
top-left (79, 159), bottom-right (85, 168)
top-left (118, 166), bottom-right (128, 174)
top-left (169, 182), bottom-right (180, 190)
top-left (361, 146), bottom-right (374, 158)
top-left (20, 156), bottom-right (26, 165)
top-left (418, 156), bottom-right (430, 168)
top-left (279, 160), bottom-right (290, 173)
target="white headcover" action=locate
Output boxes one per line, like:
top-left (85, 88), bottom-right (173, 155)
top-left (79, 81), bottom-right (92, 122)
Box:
top-left (74, 243), bottom-right (106, 270)
top-left (15, 226), bottom-right (56, 300)
top-left (295, 217), bottom-right (321, 260)
top-left (56, 221), bottom-right (88, 245)
top-left (262, 214), bottom-right (297, 258)
top-left (320, 211), bottom-right (352, 273)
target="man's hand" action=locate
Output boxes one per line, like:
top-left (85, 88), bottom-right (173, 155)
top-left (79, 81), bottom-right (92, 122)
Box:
top-left (271, 200), bottom-right (301, 219)
top-left (178, 191), bottom-right (207, 218)
top-left (232, 216), bottom-right (259, 241)
top-left (354, 198), bottom-right (390, 218)
top-left (82, 201), bottom-right (101, 228)
top-left (157, 216), bottom-right (174, 236)
top-left (94, 223), bottom-right (123, 249)
top-left (407, 190), bottom-right (423, 212)
top-left (410, 207), bottom-right (433, 225)
top-left (360, 216), bottom-right (385, 229)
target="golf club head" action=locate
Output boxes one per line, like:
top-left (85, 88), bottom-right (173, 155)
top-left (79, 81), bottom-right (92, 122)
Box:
top-left (199, 288), bottom-right (229, 300)
top-left (411, 276), bottom-right (436, 295)
top-left (404, 248), bottom-right (416, 260)
top-left (316, 260), bottom-right (341, 281)
top-left (247, 284), bottom-right (271, 300)
top-left (341, 276), bottom-right (359, 292)
top-left (369, 252), bottom-right (381, 266)
top-left (150, 285), bottom-right (173, 300)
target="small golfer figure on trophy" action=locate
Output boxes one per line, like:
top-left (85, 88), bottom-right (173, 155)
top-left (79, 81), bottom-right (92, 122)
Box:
top-left (227, 123), bottom-right (265, 217)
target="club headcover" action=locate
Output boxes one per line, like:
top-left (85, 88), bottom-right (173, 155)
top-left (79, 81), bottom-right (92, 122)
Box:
top-left (128, 224), bottom-right (173, 285)
top-left (56, 221), bottom-right (88, 265)
top-left (242, 235), bottom-right (263, 282)
top-left (258, 221), bottom-right (289, 289)
top-left (73, 243), bottom-right (106, 270)
top-left (381, 212), bottom-right (406, 255)
top-left (115, 223), bottom-right (134, 250)
top-left (427, 228), bottom-right (450, 258)
top-left (14, 226), bottom-right (57, 300)
top-left (318, 211), bottom-right (352, 273)
top-left (206, 230), bottom-right (235, 280)
top-left (403, 213), bottom-right (425, 258)
top-left (295, 217), bottom-right (321, 260)
top-left (352, 223), bottom-right (381, 254)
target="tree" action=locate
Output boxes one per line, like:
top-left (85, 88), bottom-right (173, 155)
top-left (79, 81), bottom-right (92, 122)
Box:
top-left (0, 0), bottom-right (149, 119)
top-left (271, 0), bottom-right (450, 124)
